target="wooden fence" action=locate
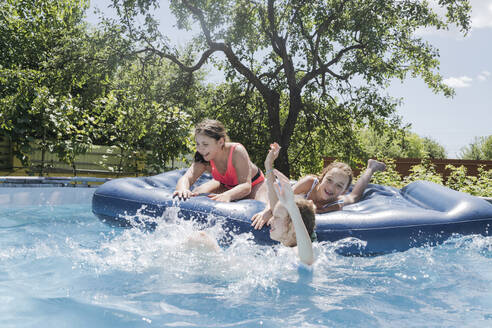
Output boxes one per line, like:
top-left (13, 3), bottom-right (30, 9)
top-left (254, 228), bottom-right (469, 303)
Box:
top-left (324, 157), bottom-right (492, 180)
top-left (2, 134), bottom-right (491, 179)
top-left (0, 136), bottom-right (189, 177)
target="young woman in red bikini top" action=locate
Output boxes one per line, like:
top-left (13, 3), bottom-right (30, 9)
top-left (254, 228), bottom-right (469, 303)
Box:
top-left (173, 119), bottom-right (266, 202)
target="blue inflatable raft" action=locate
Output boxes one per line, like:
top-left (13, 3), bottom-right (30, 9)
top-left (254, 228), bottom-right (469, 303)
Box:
top-left (92, 169), bottom-right (492, 255)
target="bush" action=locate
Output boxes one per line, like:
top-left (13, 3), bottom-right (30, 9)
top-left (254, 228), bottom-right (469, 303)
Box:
top-left (445, 165), bottom-right (492, 197)
top-left (402, 157), bottom-right (443, 186)
top-left (355, 159), bottom-right (492, 197)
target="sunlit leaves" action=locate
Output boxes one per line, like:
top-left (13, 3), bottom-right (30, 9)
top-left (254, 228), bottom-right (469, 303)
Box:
top-left (110, 0), bottom-right (471, 175)
top-left (459, 136), bottom-right (492, 160)
top-left (0, 0), bottom-right (120, 169)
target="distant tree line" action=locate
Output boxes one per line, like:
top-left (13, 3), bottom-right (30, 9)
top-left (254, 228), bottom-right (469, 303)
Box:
top-left (459, 136), bottom-right (492, 160)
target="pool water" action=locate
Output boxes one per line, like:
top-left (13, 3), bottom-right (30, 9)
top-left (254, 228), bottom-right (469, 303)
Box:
top-left (1, 191), bottom-right (492, 327)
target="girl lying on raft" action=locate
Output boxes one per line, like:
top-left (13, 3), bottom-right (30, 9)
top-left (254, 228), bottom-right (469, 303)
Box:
top-left (185, 143), bottom-right (316, 265)
top-left (173, 119), bottom-right (267, 202)
top-left (251, 143), bottom-right (386, 230)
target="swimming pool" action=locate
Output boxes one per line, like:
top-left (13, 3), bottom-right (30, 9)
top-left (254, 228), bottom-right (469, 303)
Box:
top-left (1, 187), bottom-right (491, 327)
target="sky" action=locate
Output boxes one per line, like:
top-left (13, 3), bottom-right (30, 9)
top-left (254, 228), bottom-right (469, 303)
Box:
top-left (85, 0), bottom-right (492, 158)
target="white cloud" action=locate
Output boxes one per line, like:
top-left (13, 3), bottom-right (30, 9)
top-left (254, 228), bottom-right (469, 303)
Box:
top-left (477, 70), bottom-right (491, 81)
top-left (471, 1), bottom-right (492, 29)
top-left (443, 76), bottom-right (473, 88)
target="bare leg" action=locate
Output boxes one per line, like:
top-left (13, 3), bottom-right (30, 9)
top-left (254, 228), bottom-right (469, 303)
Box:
top-left (346, 159), bottom-right (386, 203)
top-left (367, 159), bottom-right (386, 172)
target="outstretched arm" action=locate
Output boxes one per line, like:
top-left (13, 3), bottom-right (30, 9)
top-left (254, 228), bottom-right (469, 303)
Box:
top-left (274, 171), bottom-right (314, 266)
top-left (173, 162), bottom-right (207, 200)
top-left (251, 143), bottom-right (280, 229)
top-left (343, 159), bottom-right (386, 205)
top-left (265, 143), bottom-right (281, 211)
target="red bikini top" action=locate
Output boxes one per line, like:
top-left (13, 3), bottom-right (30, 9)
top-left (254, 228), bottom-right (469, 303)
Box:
top-left (209, 144), bottom-right (239, 189)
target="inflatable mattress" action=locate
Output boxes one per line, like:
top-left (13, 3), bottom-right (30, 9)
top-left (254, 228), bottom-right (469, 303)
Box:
top-left (92, 169), bottom-right (492, 255)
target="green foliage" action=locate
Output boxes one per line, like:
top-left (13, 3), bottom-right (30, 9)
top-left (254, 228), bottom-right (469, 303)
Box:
top-left (421, 137), bottom-right (447, 159)
top-left (95, 57), bottom-right (199, 174)
top-left (0, 0), bottom-right (203, 175)
top-left (0, 0), bottom-right (125, 173)
top-left (402, 156), bottom-right (443, 185)
top-left (4, 0), bottom-right (488, 200)
top-left (110, 0), bottom-right (471, 175)
top-left (445, 165), bottom-right (492, 197)
top-left (357, 127), bottom-right (447, 160)
top-left (459, 135), bottom-right (492, 160)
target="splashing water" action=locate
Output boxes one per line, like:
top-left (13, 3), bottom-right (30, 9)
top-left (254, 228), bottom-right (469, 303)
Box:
top-left (1, 202), bottom-right (492, 327)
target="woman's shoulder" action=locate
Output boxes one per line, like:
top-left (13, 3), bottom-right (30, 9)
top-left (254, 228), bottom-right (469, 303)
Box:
top-left (293, 175), bottom-right (317, 193)
top-left (297, 175), bottom-right (318, 184)
top-left (228, 142), bottom-right (244, 151)
top-left (229, 142), bottom-right (250, 159)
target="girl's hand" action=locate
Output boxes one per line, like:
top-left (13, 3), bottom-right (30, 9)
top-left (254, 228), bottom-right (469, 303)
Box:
top-left (173, 189), bottom-right (197, 200)
top-left (251, 209), bottom-right (273, 230)
top-left (273, 170), bottom-right (295, 207)
top-left (264, 142), bottom-right (280, 171)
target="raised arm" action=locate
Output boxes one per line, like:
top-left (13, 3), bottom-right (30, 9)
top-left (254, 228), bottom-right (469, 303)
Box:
top-left (274, 171), bottom-right (314, 266)
top-left (343, 159), bottom-right (386, 205)
top-left (264, 143), bottom-right (280, 210)
top-left (251, 143), bottom-right (280, 229)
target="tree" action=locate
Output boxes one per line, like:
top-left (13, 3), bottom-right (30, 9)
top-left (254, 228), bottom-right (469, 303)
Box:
top-left (459, 135), bottom-right (492, 160)
top-left (0, 0), bottom-right (127, 173)
top-left (110, 0), bottom-right (471, 175)
top-left (484, 135), bottom-right (492, 160)
top-left (421, 137), bottom-right (447, 159)
top-left (357, 127), bottom-right (447, 159)
top-left (94, 56), bottom-right (200, 174)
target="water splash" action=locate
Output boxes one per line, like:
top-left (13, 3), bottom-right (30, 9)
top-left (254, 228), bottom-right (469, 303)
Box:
top-left (2, 203), bottom-right (492, 327)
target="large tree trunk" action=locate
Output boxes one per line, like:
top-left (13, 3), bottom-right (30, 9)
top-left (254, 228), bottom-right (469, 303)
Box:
top-left (261, 89), bottom-right (291, 175)
top-left (276, 146), bottom-right (290, 177)
top-left (264, 91), bottom-right (281, 142)
top-left (274, 88), bottom-right (303, 177)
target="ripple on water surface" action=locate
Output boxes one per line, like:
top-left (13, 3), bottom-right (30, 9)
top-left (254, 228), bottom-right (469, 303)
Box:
top-left (0, 204), bottom-right (491, 327)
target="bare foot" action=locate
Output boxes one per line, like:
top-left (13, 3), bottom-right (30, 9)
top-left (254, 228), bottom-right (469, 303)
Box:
top-left (368, 159), bottom-right (386, 172)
